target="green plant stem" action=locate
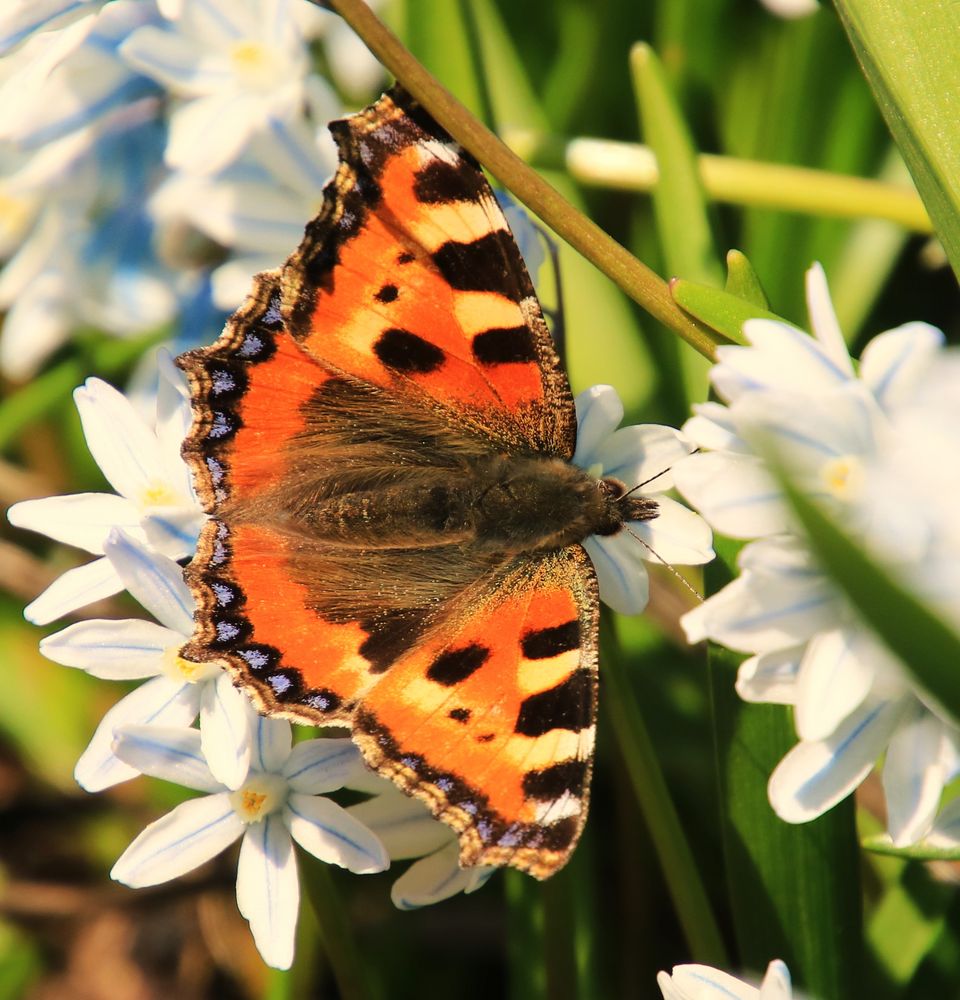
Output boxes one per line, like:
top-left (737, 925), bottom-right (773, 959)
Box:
top-left (299, 859), bottom-right (373, 1000)
top-left (505, 131), bottom-right (931, 233)
top-left (602, 616), bottom-right (727, 966)
top-left (322, 0), bottom-right (722, 361)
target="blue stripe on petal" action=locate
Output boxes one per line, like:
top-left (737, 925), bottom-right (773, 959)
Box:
top-left (284, 744), bottom-right (357, 784)
top-left (286, 799), bottom-right (381, 866)
top-left (20, 76), bottom-right (158, 149)
top-left (793, 702), bottom-right (887, 799)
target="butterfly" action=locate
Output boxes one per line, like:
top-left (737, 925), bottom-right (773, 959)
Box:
top-left (176, 85), bottom-right (657, 879)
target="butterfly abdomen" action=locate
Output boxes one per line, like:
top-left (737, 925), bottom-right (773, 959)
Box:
top-left (297, 454), bottom-right (649, 555)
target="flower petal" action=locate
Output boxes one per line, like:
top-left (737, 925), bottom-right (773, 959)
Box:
top-left (200, 671), bottom-right (255, 790)
top-left (572, 384), bottom-right (623, 470)
top-left (582, 534), bottom-right (649, 616)
top-left (724, 317), bottom-right (853, 399)
top-left (250, 715), bottom-right (292, 774)
top-left (681, 566), bottom-right (836, 654)
top-left (7, 492), bottom-right (142, 553)
top-left (74, 377), bottom-right (166, 501)
top-left (630, 496), bottom-right (713, 566)
top-left (730, 387), bottom-right (881, 494)
top-left (859, 321), bottom-right (944, 412)
top-left (166, 92), bottom-right (261, 175)
top-left (347, 789), bottom-right (451, 860)
top-left (236, 814), bottom-right (299, 970)
top-left (141, 506), bottom-right (204, 558)
top-left (768, 698), bottom-right (904, 823)
top-left (103, 528), bottom-right (194, 634)
top-left (735, 647), bottom-right (802, 705)
top-left (75, 676), bottom-right (200, 792)
top-left (883, 701), bottom-right (947, 846)
top-left (284, 793), bottom-right (389, 874)
top-left (657, 963), bottom-right (759, 1000)
top-left (24, 556), bottom-right (123, 625)
top-left (40, 618), bottom-right (177, 678)
top-left (155, 350), bottom-right (197, 497)
top-left (283, 737), bottom-right (367, 795)
top-left (112, 724), bottom-right (223, 792)
top-left (805, 262), bottom-right (854, 375)
top-left (592, 423), bottom-right (693, 492)
top-left (759, 959), bottom-right (793, 1000)
top-left (120, 26), bottom-right (232, 96)
top-left (794, 627), bottom-right (877, 741)
top-left (390, 841), bottom-right (493, 910)
top-left (672, 451), bottom-right (787, 540)
top-left (111, 792), bottom-right (242, 888)
top-left (681, 401), bottom-right (747, 453)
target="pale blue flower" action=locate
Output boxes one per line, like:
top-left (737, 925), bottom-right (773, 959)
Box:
top-left (675, 263), bottom-right (960, 845)
top-left (149, 106), bottom-right (339, 309)
top-left (41, 528), bottom-right (257, 791)
top-left (7, 361), bottom-right (203, 623)
top-left (111, 718), bottom-right (389, 969)
top-left (121, 0), bottom-right (314, 175)
top-left (0, 1), bottom-right (160, 151)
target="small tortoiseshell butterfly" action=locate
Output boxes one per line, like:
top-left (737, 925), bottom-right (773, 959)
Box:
top-left (177, 86), bottom-right (656, 878)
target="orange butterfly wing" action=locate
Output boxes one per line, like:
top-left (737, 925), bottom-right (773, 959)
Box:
top-left (282, 87), bottom-right (574, 457)
top-left (178, 87), bottom-right (599, 879)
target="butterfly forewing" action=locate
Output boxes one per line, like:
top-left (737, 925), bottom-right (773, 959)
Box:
top-left (282, 87), bottom-right (575, 458)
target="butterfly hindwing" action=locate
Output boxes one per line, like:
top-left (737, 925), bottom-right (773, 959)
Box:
top-left (354, 546), bottom-right (598, 879)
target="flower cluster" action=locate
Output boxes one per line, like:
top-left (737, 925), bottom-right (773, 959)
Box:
top-left (674, 264), bottom-right (960, 846)
top-left (0, 0), bottom-right (384, 382)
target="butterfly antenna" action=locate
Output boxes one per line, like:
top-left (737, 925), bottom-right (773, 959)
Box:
top-left (621, 448), bottom-right (700, 500)
top-left (622, 524), bottom-right (704, 602)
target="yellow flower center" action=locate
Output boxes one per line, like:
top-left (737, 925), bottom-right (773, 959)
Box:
top-left (229, 39), bottom-right (281, 89)
top-left (161, 645), bottom-right (220, 684)
top-left (139, 480), bottom-right (181, 509)
top-left (229, 773), bottom-right (288, 823)
top-left (0, 187), bottom-right (37, 245)
top-left (821, 455), bottom-right (864, 501)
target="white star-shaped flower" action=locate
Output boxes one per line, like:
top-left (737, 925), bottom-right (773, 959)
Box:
top-left (42, 528), bottom-right (255, 792)
top-left (121, 0), bottom-right (313, 175)
top-left (574, 384), bottom-right (714, 615)
top-left (673, 263), bottom-right (960, 845)
top-left (8, 357), bottom-right (204, 624)
top-left (111, 717), bottom-right (389, 970)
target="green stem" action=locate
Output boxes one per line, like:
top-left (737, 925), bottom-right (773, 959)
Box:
top-left (322, 0), bottom-right (722, 361)
top-left (299, 858), bottom-right (373, 1000)
top-left (602, 615), bottom-right (727, 966)
top-left (506, 131), bottom-right (931, 233)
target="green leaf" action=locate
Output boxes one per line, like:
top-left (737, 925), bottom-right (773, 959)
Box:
top-left (777, 475), bottom-right (960, 726)
top-left (834, 0), bottom-right (960, 283)
top-left (724, 250), bottom-right (769, 309)
top-left (629, 42), bottom-right (722, 287)
top-left (670, 279), bottom-right (784, 341)
top-left (707, 539), bottom-right (863, 1000)
top-left (603, 614), bottom-right (727, 966)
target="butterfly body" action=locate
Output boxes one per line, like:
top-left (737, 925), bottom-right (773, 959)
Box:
top-left (178, 87), bottom-right (656, 879)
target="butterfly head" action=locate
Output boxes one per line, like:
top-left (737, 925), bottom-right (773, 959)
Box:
top-left (593, 477), bottom-right (659, 536)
